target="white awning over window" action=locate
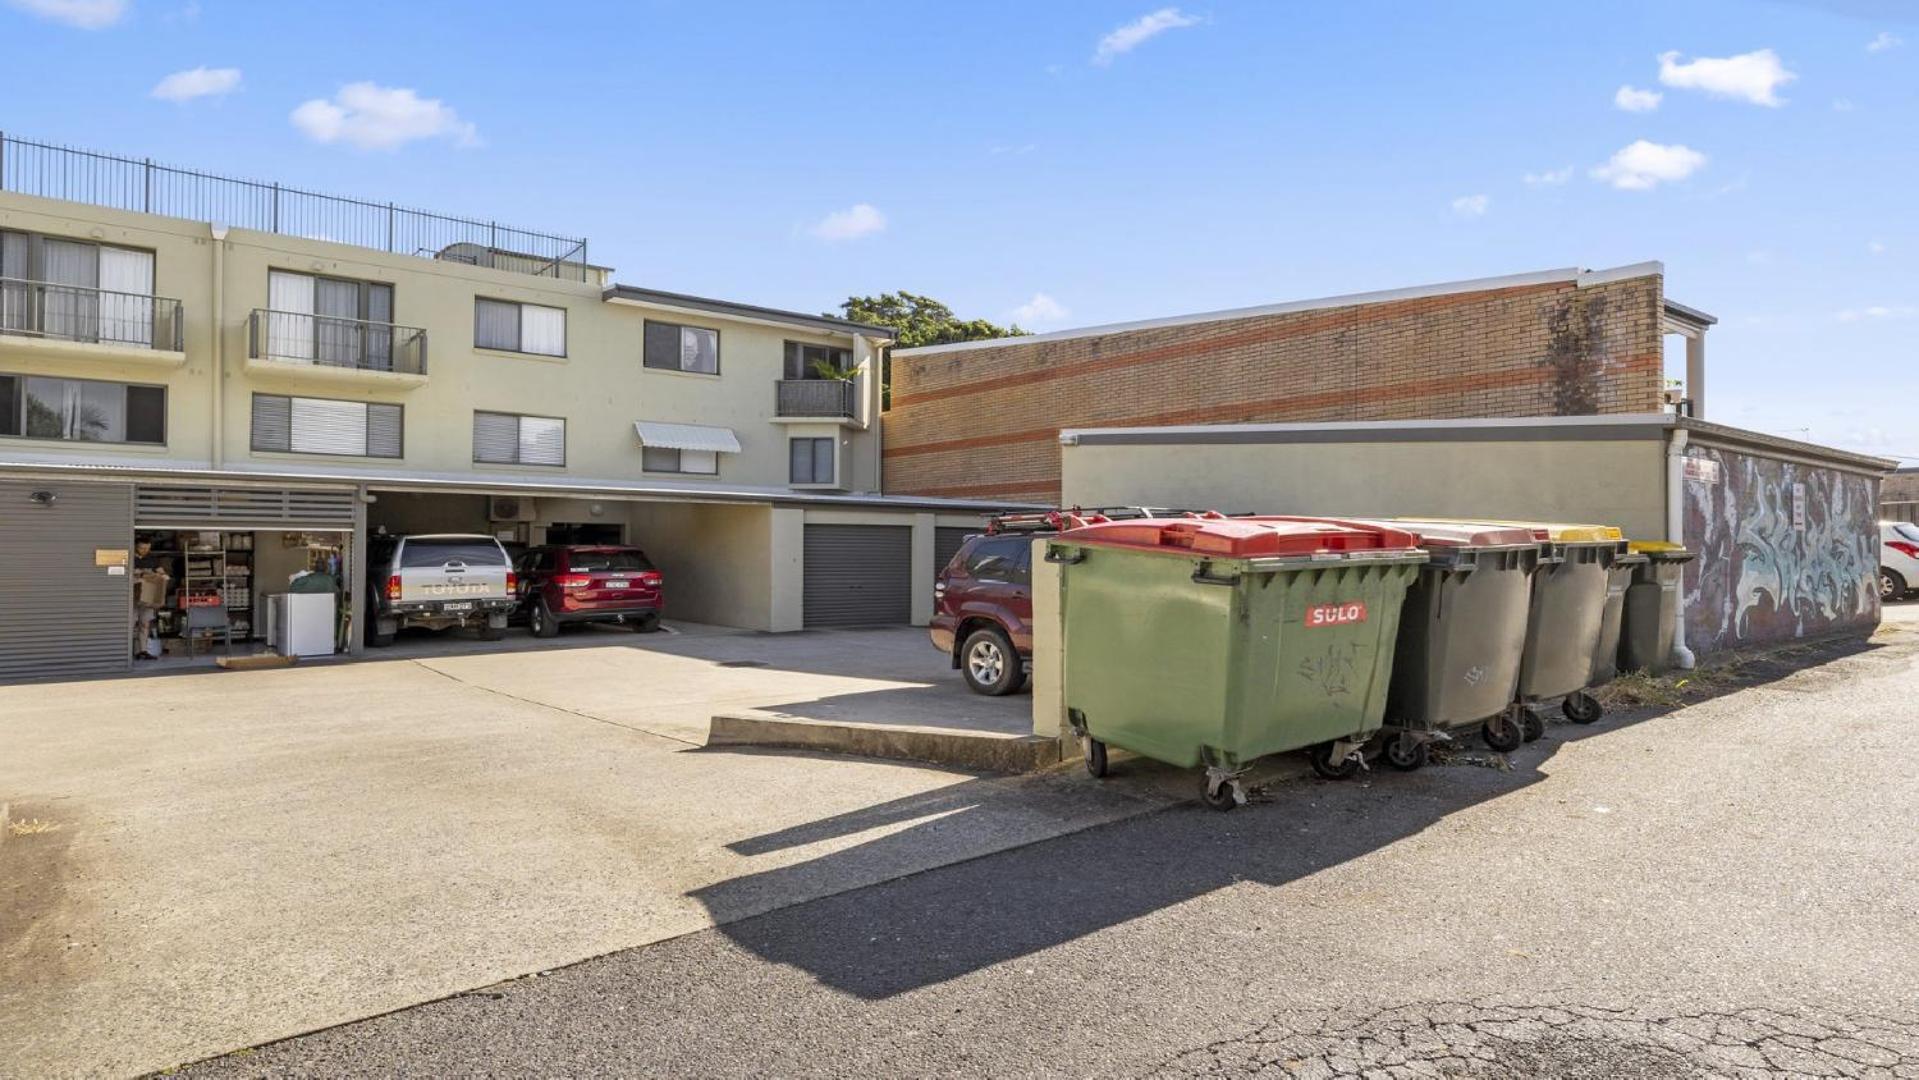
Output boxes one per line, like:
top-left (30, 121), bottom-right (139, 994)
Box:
top-left (633, 421), bottom-right (742, 455)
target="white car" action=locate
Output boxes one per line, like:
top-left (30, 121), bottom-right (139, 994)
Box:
top-left (1883, 521), bottom-right (1919, 601)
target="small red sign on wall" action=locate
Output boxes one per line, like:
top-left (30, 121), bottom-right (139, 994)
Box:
top-left (1306, 601), bottom-right (1368, 627)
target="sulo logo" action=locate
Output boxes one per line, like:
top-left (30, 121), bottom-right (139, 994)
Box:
top-left (1305, 601), bottom-right (1368, 627)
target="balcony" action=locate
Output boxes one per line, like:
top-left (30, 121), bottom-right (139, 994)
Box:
top-left (775, 379), bottom-right (857, 421)
top-left (0, 277), bottom-right (186, 366)
top-left (246, 309), bottom-right (428, 390)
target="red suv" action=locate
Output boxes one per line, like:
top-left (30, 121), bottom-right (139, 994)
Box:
top-left (932, 531), bottom-right (1035, 695)
top-left (515, 545), bottom-right (664, 637)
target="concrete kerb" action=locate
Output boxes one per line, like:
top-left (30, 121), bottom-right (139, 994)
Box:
top-left (706, 713), bottom-right (1064, 773)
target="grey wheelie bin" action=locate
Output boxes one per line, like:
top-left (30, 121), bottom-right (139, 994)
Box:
top-left (1589, 549), bottom-right (1649, 688)
top-left (1258, 517), bottom-right (1544, 770)
top-left (1048, 515), bottom-right (1426, 811)
top-left (1620, 542), bottom-right (1695, 674)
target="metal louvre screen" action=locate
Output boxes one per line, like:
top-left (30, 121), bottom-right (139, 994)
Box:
top-left (802, 524), bottom-right (913, 627)
top-left (518, 416), bottom-right (565, 465)
top-left (474, 411), bottom-right (563, 465)
top-left (251, 394), bottom-right (292, 451)
top-left (135, 486), bottom-right (357, 526)
top-left (366, 404), bottom-right (402, 458)
top-left (250, 395), bottom-right (400, 458)
top-left (473, 411), bottom-right (520, 463)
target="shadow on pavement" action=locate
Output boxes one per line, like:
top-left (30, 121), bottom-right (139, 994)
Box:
top-left (690, 630), bottom-right (1886, 1000)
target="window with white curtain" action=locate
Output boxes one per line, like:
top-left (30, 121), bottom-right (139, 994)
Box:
top-left (250, 394), bottom-right (402, 458)
top-left (473, 410), bottom-right (565, 466)
top-left (475, 298), bottom-right (566, 357)
top-left (643, 321), bottom-right (720, 374)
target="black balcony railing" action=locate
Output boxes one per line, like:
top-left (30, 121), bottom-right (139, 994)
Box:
top-left (0, 132), bottom-right (592, 282)
top-left (248, 309), bottom-right (427, 376)
top-left (776, 379), bottom-right (857, 418)
top-left (0, 277), bottom-right (184, 351)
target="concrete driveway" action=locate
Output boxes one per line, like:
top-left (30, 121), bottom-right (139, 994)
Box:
top-left (0, 626), bottom-right (1165, 1078)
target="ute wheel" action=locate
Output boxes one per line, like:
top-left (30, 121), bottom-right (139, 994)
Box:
top-left (1084, 738), bottom-right (1109, 779)
top-left (1520, 707), bottom-right (1546, 742)
top-left (1482, 712), bottom-right (1525, 753)
top-left (478, 620), bottom-right (505, 642)
top-left (960, 627), bottom-right (1022, 696)
top-left (1881, 567), bottom-right (1907, 602)
top-left (636, 613), bottom-right (662, 633)
top-left (529, 600), bottom-right (560, 639)
top-left (370, 630), bottom-right (394, 648)
top-left (1562, 691), bottom-right (1603, 725)
top-left (1202, 776), bottom-right (1240, 812)
top-left (1310, 741), bottom-right (1361, 780)
top-left (1384, 735), bottom-right (1429, 771)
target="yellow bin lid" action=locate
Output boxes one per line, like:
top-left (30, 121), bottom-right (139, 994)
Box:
top-left (1628, 540), bottom-right (1687, 554)
top-left (1406, 518), bottom-right (1623, 544)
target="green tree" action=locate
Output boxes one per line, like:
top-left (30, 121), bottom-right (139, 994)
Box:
top-left (832, 292), bottom-right (1027, 408)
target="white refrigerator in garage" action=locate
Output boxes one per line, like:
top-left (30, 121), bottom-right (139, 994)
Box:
top-left (267, 592), bottom-right (336, 657)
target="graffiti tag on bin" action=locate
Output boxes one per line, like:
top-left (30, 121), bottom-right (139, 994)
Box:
top-left (1306, 601), bottom-right (1367, 627)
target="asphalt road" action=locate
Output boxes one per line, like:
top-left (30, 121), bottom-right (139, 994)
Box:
top-left (184, 609), bottom-right (1919, 1079)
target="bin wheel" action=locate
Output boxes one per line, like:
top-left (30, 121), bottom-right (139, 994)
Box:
top-left (1309, 741), bottom-right (1361, 780)
top-left (1520, 707), bottom-right (1545, 742)
top-left (1482, 713), bottom-right (1524, 753)
top-left (1084, 738), bottom-right (1109, 779)
top-left (1384, 735), bottom-right (1429, 771)
top-left (1562, 691), bottom-right (1604, 724)
top-left (1202, 776), bottom-right (1240, 812)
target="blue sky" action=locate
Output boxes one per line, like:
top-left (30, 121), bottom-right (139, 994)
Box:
top-left (5, 0), bottom-right (1915, 460)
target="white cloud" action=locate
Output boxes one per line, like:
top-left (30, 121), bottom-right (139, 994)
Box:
top-left (1590, 139), bottom-right (1707, 191)
top-left (1450, 194), bottom-right (1491, 217)
top-left (4, 0), bottom-right (124, 28)
top-left (1867, 31), bottom-right (1902, 53)
top-left (1832, 97), bottom-right (1856, 113)
top-left (1614, 85), bottom-right (1662, 112)
top-left (1010, 292), bottom-right (1070, 327)
top-left (291, 82), bottom-right (479, 151)
top-left (808, 203), bottom-right (887, 241)
top-left (1868, 239), bottom-right (1887, 255)
top-left (151, 66), bottom-right (241, 103)
top-left (1522, 166), bottom-right (1573, 186)
top-left (1836, 304), bottom-right (1916, 322)
top-left (988, 143), bottom-right (1037, 156)
top-left (1657, 49), bottom-right (1796, 107)
top-left (1093, 7), bottom-right (1200, 65)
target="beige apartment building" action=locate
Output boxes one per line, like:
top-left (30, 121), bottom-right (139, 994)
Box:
top-left (0, 136), bottom-right (1007, 681)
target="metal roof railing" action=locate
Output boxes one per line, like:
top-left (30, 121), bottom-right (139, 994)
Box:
top-left (0, 132), bottom-right (591, 282)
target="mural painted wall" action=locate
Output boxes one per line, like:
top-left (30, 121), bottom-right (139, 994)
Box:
top-left (1682, 444), bottom-right (1881, 656)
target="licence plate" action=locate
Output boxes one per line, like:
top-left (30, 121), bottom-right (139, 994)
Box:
top-left (442, 602), bottom-right (474, 612)
top-left (604, 579), bottom-right (629, 589)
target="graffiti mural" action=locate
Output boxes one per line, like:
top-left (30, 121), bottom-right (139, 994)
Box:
top-left (1682, 445), bottom-right (1881, 656)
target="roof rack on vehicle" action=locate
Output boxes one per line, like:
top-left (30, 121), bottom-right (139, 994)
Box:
top-left (983, 506), bottom-right (1212, 535)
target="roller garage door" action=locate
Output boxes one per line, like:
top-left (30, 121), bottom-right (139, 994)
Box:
top-left (0, 479), bottom-right (134, 681)
top-left (934, 527), bottom-right (977, 578)
top-left (803, 524), bottom-right (912, 627)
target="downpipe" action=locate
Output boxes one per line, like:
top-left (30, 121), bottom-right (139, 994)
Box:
top-left (209, 223), bottom-right (227, 469)
top-left (1666, 427), bottom-right (1697, 670)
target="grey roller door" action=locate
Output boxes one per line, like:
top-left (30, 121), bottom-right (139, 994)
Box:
top-left (0, 479), bottom-right (133, 681)
top-left (803, 524), bottom-right (912, 627)
top-left (934, 527), bottom-right (976, 577)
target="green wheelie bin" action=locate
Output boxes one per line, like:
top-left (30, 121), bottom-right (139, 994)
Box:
top-left (1047, 515), bottom-right (1427, 810)
top-left (1589, 549), bottom-right (1649, 689)
top-left (1620, 542), bottom-right (1695, 674)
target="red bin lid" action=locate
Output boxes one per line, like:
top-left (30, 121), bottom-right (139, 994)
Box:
top-left (1056, 516), bottom-right (1420, 558)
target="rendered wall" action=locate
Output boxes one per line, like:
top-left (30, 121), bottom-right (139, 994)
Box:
top-left (622, 501), bottom-right (775, 630)
top-left (1681, 443), bottom-right (1882, 655)
top-left (1061, 436), bottom-right (1671, 540)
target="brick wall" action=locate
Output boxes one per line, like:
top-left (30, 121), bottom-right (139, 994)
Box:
top-left (882, 272), bottom-right (1666, 503)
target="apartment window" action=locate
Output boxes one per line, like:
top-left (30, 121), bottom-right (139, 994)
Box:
top-left (473, 410), bottom-right (566, 466)
top-left (643, 321), bottom-right (720, 374)
top-left (265, 271), bottom-right (395, 368)
top-left (0, 230), bottom-right (157, 346)
top-left (641, 446), bottom-right (719, 475)
top-left (251, 394), bottom-right (402, 458)
top-left (0, 373), bottom-right (165, 444)
top-left (789, 437), bottom-right (835, 485)
top-left (783, 341), bottom-right (853, 380)
top-left (475, 298), bottom-right (566, 357)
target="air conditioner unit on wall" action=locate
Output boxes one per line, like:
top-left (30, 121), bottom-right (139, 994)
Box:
top-left (489, 496), bottom-right (537, 522)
